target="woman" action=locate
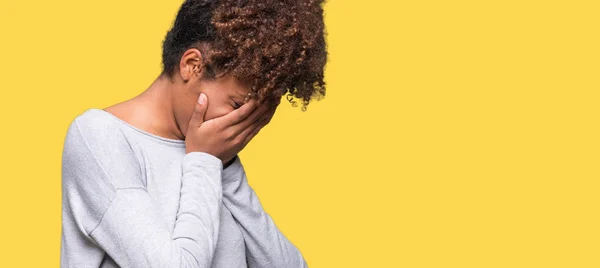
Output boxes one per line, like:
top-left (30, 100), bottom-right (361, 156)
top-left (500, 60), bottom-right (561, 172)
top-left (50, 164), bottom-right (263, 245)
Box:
top-left (60, 0), bottom-right (327, 267)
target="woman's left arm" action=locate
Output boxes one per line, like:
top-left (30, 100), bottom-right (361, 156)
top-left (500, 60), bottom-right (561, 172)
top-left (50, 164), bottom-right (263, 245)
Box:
top-left (221, 156), bottom-right (309, 268)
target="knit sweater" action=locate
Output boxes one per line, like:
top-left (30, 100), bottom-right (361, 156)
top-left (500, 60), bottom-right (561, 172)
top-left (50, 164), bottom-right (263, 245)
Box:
top-left (60, 108), bottom-right (307, 268)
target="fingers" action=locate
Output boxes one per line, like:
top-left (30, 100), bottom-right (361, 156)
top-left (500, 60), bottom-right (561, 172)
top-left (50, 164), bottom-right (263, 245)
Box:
top-left (231, 102), bottom-right (270, 136)
top-left (241, 105), bottom-right (277, 146)
top-left (238, 117), bottom-right (264, 147)
top-left (220, 98), bottom-right (259, 126)
top-left (188, 93), bottom-right (208, 129)
top-left (241, 115), bottom-right (268, 147)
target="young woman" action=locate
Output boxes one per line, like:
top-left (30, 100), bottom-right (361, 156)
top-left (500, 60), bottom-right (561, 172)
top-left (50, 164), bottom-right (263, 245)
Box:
top-left (60, 0), bottom-right (327, 267)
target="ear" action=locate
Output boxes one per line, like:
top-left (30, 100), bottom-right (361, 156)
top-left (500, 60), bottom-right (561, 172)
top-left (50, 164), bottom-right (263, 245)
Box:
top-left (178, 48), bottom-right (203, 82)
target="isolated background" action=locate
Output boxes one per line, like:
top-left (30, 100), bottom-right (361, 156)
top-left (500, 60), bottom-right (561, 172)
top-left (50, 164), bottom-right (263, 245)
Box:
top-left (0, 0), bottom-right (599, 267)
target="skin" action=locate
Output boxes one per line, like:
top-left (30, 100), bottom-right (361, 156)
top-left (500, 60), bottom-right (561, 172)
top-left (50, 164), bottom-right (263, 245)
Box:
top-left (104, 47), bottom-right (278, 163)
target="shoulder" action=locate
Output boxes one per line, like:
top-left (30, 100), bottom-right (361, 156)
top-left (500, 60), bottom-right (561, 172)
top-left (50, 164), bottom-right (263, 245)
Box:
top-left (71, 108), bottom-right (124, 140)
top-left (63, 108), bottom-right (144, 189)
top-left (65, 108), bottom-right (132, 156)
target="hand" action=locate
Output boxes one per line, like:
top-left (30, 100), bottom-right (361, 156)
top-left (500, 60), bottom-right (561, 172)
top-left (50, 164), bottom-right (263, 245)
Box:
top-left (221, 100), bottom-right (278, 167)
top-left (184, 93), bottom-right (271, 164)
top-left (222, 103), bottom-right (277, 168)
top-left (239, 99), bottom-right (279, 147)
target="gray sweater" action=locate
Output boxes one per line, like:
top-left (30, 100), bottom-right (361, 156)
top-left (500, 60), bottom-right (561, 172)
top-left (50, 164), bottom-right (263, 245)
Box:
top-left (60, 108), bottom-right (307, 268)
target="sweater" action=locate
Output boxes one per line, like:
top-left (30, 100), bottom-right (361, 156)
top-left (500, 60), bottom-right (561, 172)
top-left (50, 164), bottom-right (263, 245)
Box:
top-left (60, 108), bottom-right (308, 268)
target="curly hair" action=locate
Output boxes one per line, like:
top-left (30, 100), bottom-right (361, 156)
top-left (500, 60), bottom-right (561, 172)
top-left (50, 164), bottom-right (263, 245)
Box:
top-left (161, 0), bottom-right (328, 110)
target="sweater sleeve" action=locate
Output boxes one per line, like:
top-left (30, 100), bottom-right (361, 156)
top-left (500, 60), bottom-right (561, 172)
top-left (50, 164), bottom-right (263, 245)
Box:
top-left (221, 156), bottom-right (308, 268)
top-left (61, 118), bottom-right (222, 268)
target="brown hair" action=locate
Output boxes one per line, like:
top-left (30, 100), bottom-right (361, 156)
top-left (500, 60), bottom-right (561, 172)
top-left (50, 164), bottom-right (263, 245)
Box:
top-left (162, 0), bottom-right (328, 110)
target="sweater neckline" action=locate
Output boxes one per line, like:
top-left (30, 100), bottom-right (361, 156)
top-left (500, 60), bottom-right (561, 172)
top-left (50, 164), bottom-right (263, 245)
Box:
top-left (90, 108), bottom-right (186, 148)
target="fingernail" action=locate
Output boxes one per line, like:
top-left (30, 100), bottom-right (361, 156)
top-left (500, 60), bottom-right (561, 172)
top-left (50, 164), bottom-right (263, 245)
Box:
top-left (198, 93), bottom-right (206, 104)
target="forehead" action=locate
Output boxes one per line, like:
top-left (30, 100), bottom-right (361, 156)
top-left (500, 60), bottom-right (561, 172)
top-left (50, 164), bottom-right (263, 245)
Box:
top-left (218, 75), bottom-right (252, 97)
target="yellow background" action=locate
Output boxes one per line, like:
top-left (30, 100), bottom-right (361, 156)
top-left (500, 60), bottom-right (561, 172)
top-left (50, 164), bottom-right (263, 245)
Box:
top-left (1, 0), bottom-right (599, 267)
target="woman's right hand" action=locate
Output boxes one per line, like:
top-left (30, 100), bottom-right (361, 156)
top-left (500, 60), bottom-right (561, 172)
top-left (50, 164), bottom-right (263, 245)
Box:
top-left (185, 93), bottom-right (270, 164)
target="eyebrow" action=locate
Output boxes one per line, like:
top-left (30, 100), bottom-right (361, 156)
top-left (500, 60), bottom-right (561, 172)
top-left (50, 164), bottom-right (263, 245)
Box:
top-left (236, 92), bottom-right (247, 99)
top-left (237, 92), bottom-right (254, 103)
